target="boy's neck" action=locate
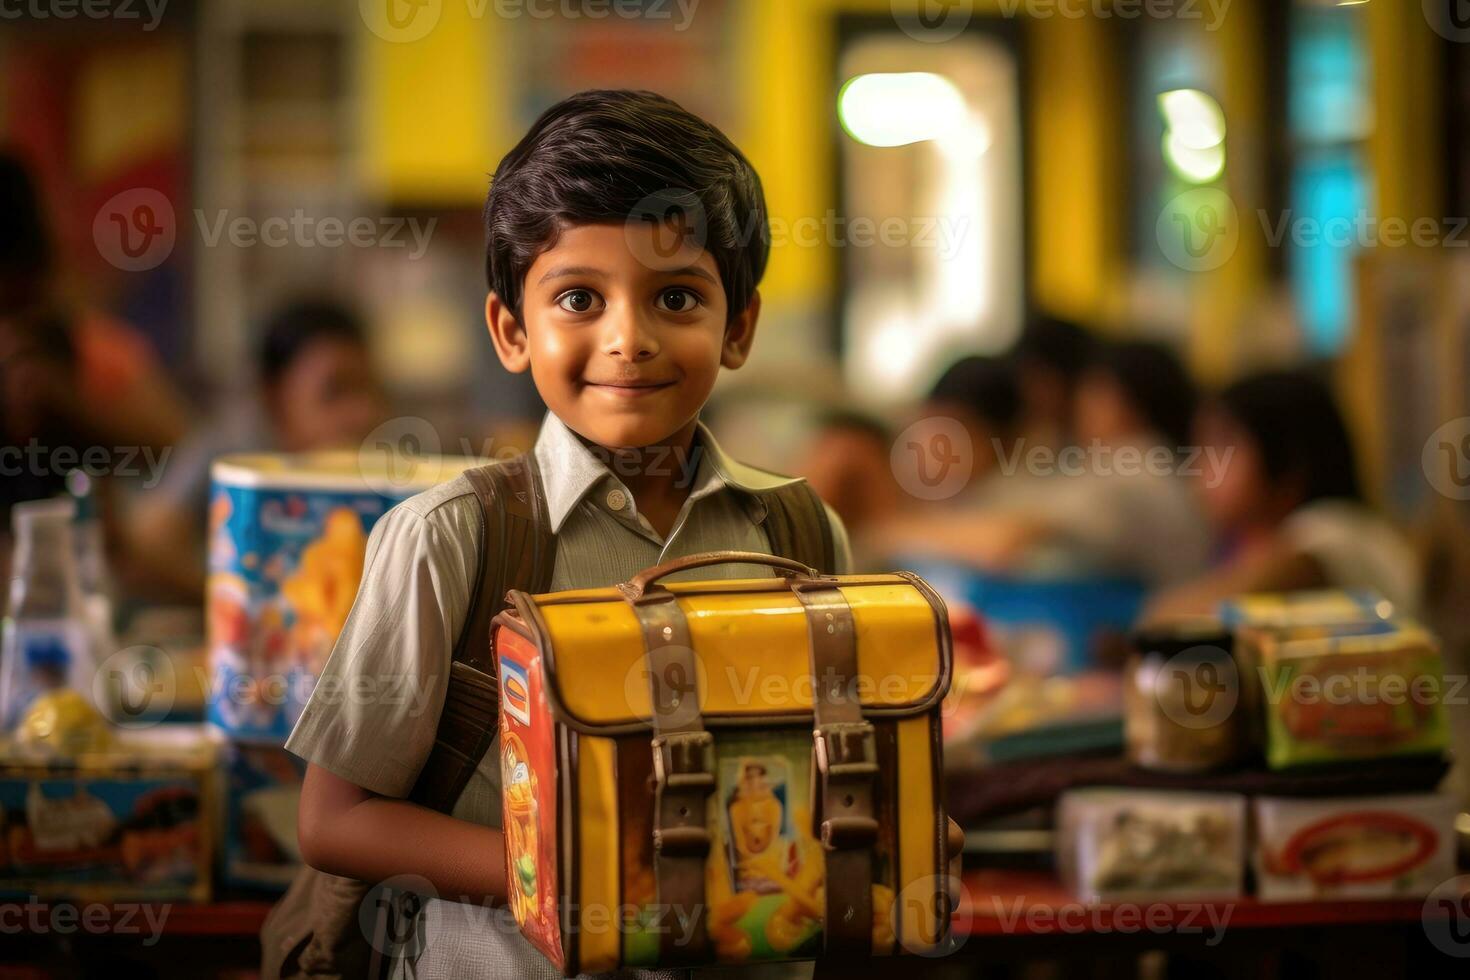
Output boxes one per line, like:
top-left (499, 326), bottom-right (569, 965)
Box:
top-left (583, 418), bottom-right (703, 538)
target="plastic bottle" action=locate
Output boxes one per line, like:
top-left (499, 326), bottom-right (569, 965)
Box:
top-left (0, 498), bottom-right (97, 731)
top-left (67, 470), bottom-right (117, 663)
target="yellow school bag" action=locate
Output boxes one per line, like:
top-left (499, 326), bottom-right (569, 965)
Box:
top-left (492, 550), bottom-right (954, 973)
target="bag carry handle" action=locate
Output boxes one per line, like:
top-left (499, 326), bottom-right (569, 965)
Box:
top-left (619, 550), bottom-right (821, 601)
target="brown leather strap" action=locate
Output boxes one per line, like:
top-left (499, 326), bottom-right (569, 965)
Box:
top-left (618, 550), bottom-right (819, 601)
top-left (410, 455), bottom-right (556, 812)
top-left (626, 588), bottom-right (713, 964)
top-left (756, 481), bottom-right (836, 574)
top-left (793, 582), bottom-right (877, 957)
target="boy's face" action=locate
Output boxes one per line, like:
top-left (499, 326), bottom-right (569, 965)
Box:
top-left (487, 222), bottom-right (758, 450)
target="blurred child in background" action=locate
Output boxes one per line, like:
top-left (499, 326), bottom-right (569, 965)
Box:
top-left (864, 339), bottom-right (1209, 588)
top-left (1010, 314), bottom-right (1095, 452)
top-left (134, 300), bottom-right (389, 599)
top-left (0, 152), bottom-right (189, 455)
top-left (797, 409), bottom-right (898, 544)
top-left (1146, 369), bottom-right (1420, 618)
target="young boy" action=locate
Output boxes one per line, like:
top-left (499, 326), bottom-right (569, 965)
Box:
top-left (286, 90), bottom-right (851, 979)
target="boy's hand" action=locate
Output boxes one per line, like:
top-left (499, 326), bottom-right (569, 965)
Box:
top-left (945, 816), bottom-right (965, 915)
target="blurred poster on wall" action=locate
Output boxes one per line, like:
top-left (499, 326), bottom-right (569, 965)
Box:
top-left (509, 0), bottom-right (736, 133)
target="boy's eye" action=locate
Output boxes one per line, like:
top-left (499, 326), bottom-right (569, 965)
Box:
top-left (655, 288), bottom-right (701, 314)
top-left (556, 289), bottom-right (600, 314)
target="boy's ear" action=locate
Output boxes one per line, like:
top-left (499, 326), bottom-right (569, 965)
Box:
top-left (720, 290), bottom-right (761, 370)
top-left (486, 292), bottom-right (530, 373)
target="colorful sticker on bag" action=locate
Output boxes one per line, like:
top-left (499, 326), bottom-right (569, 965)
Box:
top-left (620, 728), bottom-right (896, 966)
top-left (501, 658), bottom-right (532, 727)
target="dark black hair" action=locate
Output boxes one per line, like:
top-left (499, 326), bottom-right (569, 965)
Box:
top-left (1215, 369), bottom-right (1361, 503)
top-left (0, 151), bottom-right (54, 312)
top-left (1013, 314), bottom-right (1095, 382)
top-left (1087, 339), bottom-right (1197, 449)
top-left (484, 90), bottom-right (769, 323)
top-left (928, 355), bottom-right (1021, 432)
top-left (258, 300), bottom-right (368, 386)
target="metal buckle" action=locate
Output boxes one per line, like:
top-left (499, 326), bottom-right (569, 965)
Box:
top-left (652, 732), bottom-right (715, 858)
top-left (653, 824), bottom-right (712, 857)
top-left (812, 721), bottom-right (878, 849)
top-left (820, 815), bottom-right (880, 850)
top-left (652, 731), bottom-right (716, 792)
top-left (814, 721), bottom-right (877, 780)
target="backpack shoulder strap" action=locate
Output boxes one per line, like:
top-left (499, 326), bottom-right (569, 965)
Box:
top-left (409, 453), bottom-right (556, 812)
top-left (754, 480), bottom-right (836, 574)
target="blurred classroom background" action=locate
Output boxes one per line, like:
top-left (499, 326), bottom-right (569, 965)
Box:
top-left (4, 0), bottom-right (1470, 977)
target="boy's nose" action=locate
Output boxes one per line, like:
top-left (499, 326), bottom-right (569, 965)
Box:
top-left (600, 310), bottom-right (659, 362)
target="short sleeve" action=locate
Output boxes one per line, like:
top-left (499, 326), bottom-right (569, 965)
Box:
top-left (284, 492), bottom-right (482, 798)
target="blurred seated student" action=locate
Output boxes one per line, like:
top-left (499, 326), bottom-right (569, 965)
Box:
top-left (924, 354), bottom-right (1024, 504)
top-left (1011, 314), bottom-right (1096, 451)
top-left (796, 409), bottom-right (900, 543)
top-left (1145, 369), bottom-right (1420, 619)
top-left (863, 339), bottom-right (1210, 588)
top-left (132, 300), bottom-right (389, 599)
top-left (0, 151), bottom-right (189, 453)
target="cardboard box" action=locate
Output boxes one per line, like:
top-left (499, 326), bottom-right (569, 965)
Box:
top-left (220, 741), bottom-right (303, 892)
top-left (0, 726), bottom-right (217, 902)
top-left (1236, 620), bottom-right (1447, 769)
top-left (1254, 794), bottom-right (1458, 901)
top-left (1057, 789), bottom-right (1247, 902)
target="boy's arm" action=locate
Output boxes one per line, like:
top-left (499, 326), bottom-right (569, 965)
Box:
top-left (298, 763), bottom-right (507, 905)
top-left (284, 495), bottom-right (505, 902)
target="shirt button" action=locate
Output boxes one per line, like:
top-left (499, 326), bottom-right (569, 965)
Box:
top-left (605, 488), bottom-right (628, 511)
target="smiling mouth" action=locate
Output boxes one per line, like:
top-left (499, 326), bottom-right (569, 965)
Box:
top-left (584, 380), bottom-right (675, 396)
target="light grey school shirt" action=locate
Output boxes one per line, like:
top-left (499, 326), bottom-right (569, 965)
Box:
top-left (285, 412), bottom-right (849, 980)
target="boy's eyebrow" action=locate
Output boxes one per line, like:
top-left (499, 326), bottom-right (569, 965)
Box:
top-left (537, 265), bottom-right (609, 284)
top-left (662, 265), bottom-right (720, 287)
top-left (536, 264), bottom-right (720, 286)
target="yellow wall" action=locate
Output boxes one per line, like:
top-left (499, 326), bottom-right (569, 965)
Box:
top-left (357, 0), bottom-right (1442, 403)
top-left (358, 2), bottom-right (508, 205)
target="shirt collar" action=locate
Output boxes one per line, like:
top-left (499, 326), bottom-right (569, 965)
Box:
top-left (531, 412), bottom-right (803, 533)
